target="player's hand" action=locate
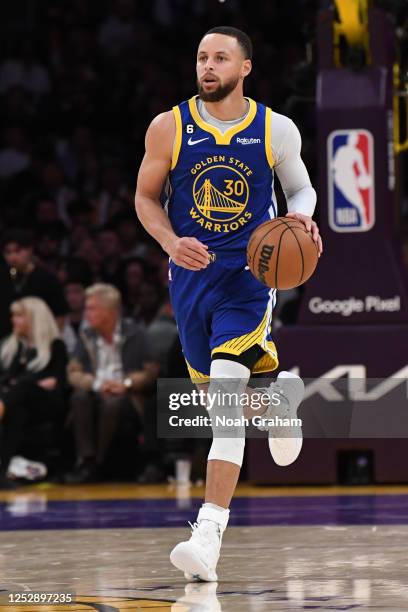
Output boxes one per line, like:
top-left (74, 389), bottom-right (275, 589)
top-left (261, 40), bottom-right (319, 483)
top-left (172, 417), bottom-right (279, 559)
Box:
top-left (285, 212), bottom-right (323, 257)
top-left (168, 237), bottom-right (211, 271)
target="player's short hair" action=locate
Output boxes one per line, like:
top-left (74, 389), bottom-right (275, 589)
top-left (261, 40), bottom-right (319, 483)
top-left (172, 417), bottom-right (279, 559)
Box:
top-left (203, 26), bottom-right (253, 60)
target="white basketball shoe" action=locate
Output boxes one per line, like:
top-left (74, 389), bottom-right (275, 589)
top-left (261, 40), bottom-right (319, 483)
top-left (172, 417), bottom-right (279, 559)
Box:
top-left (170, 505), bottom-right (229, 582)
top-left (255, 371), bottom-right (305, 466)
top-left (7, 456), bottom-right (47, 481)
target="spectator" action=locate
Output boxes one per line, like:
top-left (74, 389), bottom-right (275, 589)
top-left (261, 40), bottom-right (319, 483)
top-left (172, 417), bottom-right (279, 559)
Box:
top-left (98, 0), bottom-right (136, 58)
top-left (62, 279), bottom-right (87, 356)
top-left (2, 229), bottom-right (69, 328)
top-left (136, 281), bottom-right (162, 326)
top-left (67, 200), bottom-right (94, 230)
top-left (0, 42), bottom-right (51, 99)
top-left (39, 161), bottom-right (76, 228)
top-left (74, 235), bottom-right (102, 279)
top-left (119, 257), bottom-right (146, 317)
top-left (56, 125), bottom-right (95, 184)
top-left (0, 126), bottom-right (31, 179)
top-left (148, 298), bottom-right (178, 372)
top-left (0, 297), bottom-right (67, 488)
top-left (56, 256), bottom-right (93, 287)
top-left (98, 226), bottom-right (123, 286)
top-left (66, 283), bottom-right (159, 483)
top-left (112, 214), bottom-right (147, 259)
top-left (33, 197), bottom-right (64, 229)
top-left (35, 223), bottom-right (67, 274)
top-left (2, 87), bottom-right (34, 126)
top-left (93, 164), bottom-right (130, 227)
top-left (157, 255), bottom-right (171, 290)
top-left (0, 257), bottom-right (14, 339)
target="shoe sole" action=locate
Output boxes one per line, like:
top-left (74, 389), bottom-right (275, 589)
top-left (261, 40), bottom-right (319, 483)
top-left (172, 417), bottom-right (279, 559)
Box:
top-left (170, 542), bottom-right (217, 582)
top-left (269, 435), bottom-right (303, 466)
top-left (269, 375), bottom-right (304, 466)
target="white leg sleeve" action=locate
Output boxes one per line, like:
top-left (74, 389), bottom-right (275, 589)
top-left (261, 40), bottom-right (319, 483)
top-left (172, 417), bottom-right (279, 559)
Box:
top-left (207, 359), bottom-right (250, 467)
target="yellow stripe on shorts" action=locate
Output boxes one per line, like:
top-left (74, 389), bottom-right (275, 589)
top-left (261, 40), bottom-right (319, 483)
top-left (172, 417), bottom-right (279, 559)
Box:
top-left (211, 305), bottom-right (279, 374)
top-left (186, 360), bottom-right (210, 384)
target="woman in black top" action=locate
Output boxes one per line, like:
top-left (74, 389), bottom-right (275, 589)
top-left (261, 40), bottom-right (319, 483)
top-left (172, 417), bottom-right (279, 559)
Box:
top-left (0, 297), bottom-right (67, 486)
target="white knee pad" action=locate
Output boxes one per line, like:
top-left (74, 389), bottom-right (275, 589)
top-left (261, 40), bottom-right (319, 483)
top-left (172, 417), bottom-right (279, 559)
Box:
top-left (207, 436), bottom-right (246, 467)
top-left (209, 359), bottom-right (250, 381)
top-left (206, 359), bottom-right (250, 467)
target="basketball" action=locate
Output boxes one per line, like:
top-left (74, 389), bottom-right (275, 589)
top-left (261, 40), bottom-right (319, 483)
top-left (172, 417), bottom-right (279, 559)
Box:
top-left (247, 217), bottom-right (319, 289)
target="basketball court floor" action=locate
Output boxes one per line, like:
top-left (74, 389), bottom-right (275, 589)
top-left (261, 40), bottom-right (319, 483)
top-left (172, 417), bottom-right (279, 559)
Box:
top-left (0, 483), bottom-right (407, 611)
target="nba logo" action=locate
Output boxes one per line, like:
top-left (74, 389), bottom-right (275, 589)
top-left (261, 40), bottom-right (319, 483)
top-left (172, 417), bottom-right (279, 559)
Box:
top-left (328, 129), bottom-right (375, 232)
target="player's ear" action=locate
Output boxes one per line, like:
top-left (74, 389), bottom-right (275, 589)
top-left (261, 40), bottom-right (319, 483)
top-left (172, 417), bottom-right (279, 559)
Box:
top-left (241, 59), bottom-right (252, 78)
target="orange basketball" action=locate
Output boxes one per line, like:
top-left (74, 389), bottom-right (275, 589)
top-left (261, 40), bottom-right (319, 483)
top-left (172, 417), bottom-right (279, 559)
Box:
top-left (247, 217), bottom-right (319, 289)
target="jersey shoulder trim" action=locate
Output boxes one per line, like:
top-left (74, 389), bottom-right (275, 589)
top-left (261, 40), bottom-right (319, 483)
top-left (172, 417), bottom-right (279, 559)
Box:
top-left (187, 95), bottom-right (257, 145)
top-left (265, 106), bottom-right (275, 168)
top-left (171, 105), bottom-right (182, 169)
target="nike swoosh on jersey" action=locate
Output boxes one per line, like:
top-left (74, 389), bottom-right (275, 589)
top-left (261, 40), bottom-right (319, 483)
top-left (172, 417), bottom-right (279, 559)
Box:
top-left (187, 136), bottom-right (210, 146)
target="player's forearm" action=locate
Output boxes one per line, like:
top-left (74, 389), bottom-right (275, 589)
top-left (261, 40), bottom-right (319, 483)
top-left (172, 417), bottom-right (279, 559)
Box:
top-left (272, 116), bottom-right (317, 218)
top-left (286, 185), bottom-right (317, 218)
top-left (135, 195), bottom-right (178, 254)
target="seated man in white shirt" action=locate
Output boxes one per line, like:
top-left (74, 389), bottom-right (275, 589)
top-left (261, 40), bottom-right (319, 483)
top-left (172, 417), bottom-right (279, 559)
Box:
top-left (66, 283), bottom-right (159, 483)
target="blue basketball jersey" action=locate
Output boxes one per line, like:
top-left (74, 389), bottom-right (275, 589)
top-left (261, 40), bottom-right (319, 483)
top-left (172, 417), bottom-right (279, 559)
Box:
top-left (167, 96), bottom-right (276, 255)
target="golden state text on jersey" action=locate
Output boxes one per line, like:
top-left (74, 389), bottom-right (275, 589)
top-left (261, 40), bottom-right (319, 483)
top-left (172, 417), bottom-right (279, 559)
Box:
top-left (167, 96), bottom-right (276, 253)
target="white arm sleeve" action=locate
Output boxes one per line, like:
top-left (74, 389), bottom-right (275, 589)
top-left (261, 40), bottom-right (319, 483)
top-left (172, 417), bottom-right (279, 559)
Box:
top-left (271, 113), bottom-right (317, 217)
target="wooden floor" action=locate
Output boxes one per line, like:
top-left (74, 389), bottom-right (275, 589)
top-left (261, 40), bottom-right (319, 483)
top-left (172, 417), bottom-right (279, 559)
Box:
top-left (1, 483), bottom-right (408, 611)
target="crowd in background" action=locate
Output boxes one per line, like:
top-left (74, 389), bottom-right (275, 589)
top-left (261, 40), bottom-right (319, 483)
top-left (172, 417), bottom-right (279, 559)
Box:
top-left (0, 0), bottom-right (319, 259)
top-left (0, 0), bottom-right (407, 486)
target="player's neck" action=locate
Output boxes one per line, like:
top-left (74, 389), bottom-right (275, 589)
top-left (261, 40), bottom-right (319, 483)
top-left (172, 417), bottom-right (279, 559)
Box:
top-left (203, 90), bottom-right (248, 122)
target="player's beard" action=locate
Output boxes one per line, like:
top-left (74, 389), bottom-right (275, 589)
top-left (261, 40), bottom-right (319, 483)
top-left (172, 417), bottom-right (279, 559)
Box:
top-left (197, 75), bottom-right (240, 102)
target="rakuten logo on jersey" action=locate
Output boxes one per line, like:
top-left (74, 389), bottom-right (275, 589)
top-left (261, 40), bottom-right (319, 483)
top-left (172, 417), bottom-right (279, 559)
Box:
top-left (236, 137), bottom-right (261, 144)
top-left (309, 295), bottom-right (401, 316)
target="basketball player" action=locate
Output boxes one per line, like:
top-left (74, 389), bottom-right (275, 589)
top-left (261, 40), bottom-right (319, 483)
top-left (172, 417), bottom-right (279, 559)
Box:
top-left (135, 26), bottom-right (322, 582)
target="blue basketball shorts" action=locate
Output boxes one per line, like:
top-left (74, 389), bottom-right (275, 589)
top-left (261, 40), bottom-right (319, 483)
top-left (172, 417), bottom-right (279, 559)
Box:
top-left (168, 253), bottom-right (278, 382)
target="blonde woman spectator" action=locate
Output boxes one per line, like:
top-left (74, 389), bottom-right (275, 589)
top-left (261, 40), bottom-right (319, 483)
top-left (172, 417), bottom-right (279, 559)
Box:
top-left (0, 297), bottom-right (67, 488)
